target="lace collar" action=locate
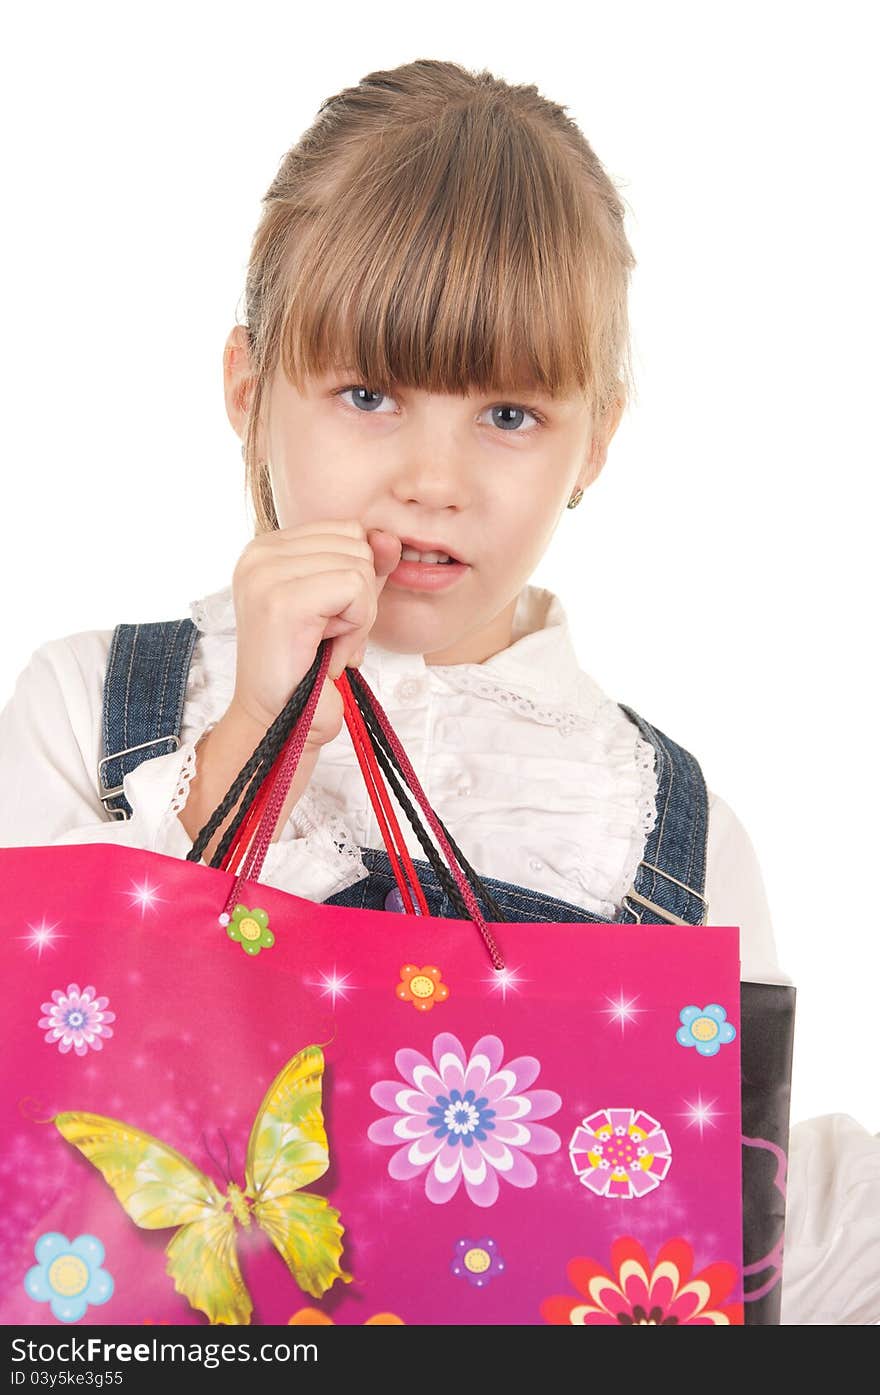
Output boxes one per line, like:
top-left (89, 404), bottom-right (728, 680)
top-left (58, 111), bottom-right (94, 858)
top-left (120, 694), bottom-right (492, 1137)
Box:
top-left (189, 580), bottom-right (612, 731)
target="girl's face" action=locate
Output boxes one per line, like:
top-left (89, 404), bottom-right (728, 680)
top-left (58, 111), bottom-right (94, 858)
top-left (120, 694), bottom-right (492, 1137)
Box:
top-left (225, 327), bottom-right (622, 665)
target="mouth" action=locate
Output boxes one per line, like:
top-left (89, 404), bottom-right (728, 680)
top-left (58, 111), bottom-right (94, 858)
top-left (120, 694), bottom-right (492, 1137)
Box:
top-left (386, 542), bottom-right (471, 593)
top-left (396, 535), bottom-right (466, 565)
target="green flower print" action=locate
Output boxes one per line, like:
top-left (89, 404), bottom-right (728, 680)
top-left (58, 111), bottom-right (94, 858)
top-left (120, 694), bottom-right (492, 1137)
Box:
top-left (226, 904), bottom-right (274, 957)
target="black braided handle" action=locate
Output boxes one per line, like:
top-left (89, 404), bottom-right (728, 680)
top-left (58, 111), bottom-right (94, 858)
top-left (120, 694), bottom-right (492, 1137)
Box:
top-left (185, 640), bottom-right (328, 868)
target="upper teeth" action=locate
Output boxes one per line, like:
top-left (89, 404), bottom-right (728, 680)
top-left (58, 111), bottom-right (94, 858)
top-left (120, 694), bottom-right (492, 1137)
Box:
top-left (401, 547), bottom-right (451, 563)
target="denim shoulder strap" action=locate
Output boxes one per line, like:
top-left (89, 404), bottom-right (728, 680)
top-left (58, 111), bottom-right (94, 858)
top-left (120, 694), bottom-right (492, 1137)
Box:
top-left (97, 619), bottom-right (199, 821)
top-left (616, 703), bottom-right (709, 926)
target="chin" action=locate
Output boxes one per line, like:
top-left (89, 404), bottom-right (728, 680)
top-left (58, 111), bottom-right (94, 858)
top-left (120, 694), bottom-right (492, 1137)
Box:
top-left (369, 614), bottom-right (449, 656)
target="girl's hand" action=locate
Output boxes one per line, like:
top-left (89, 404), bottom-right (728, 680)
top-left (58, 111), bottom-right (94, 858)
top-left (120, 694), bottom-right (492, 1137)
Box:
top-left (228, 520), bottom-right (402, 746)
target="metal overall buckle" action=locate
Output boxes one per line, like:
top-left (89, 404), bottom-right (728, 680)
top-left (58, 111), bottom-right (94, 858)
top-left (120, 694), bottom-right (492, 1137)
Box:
top-left (97, 736), bottom-right (181, 820)
top-left (622, 859), bottom-right (709, 925)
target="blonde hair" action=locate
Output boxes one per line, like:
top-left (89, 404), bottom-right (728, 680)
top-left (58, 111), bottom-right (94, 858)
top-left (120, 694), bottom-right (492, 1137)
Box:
top-left (239, 59), bottom-right (637, 534)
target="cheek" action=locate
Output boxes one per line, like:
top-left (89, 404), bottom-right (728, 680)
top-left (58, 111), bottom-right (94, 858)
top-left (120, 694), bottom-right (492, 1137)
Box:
top-left (270, 431), bottom-right (375, 526)
top-left (494, 495), bottom-right (558, 555)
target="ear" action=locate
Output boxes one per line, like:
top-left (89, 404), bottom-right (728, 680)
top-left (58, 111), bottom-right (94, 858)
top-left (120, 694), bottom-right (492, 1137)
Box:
top-left (223, 325), bottom-right (264, 451)
top-left (580, 386), bottom-right (626, 490)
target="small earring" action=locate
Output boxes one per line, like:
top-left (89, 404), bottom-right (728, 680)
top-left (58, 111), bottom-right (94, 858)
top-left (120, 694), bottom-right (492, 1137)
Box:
top-left (567, 488), bottom-right (584, 509)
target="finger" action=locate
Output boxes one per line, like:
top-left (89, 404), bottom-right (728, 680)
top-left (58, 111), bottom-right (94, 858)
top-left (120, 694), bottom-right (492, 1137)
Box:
top-left (249, 550), bottom-right (378, 585)
top-left (366, 529), bottom-right (403, 588)
top-left (246, 533), bottom-right (375, 563)
top-left (272, 569), bottom-right (376, 680)
top-left (272, 519), bottom-right (368, 542)
top-left (269, 565), bottom-right (373, 618)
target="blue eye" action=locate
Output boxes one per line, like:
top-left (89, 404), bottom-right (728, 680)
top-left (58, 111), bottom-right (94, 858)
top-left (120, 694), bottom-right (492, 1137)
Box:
top-left (482, 404), bottom-right (541, 432)
top-left (336, 385), bottom-right (396, 413)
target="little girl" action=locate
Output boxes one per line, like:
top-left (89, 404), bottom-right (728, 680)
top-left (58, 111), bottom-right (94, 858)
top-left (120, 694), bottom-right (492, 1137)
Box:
top-left (1, 58), bottom-right (876, 1324)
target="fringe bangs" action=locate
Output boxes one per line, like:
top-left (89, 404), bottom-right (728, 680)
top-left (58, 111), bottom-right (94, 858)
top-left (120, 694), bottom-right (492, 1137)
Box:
top-left (277, 104), bottom-right (607, 403)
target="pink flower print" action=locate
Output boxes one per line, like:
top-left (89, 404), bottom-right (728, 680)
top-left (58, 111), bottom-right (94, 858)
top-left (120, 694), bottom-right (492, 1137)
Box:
top-left (569, 1107), bottom-right (672, 1200)
top-left (39, 984), bottom-right (116, 1057)
top-left (368, 1032), bottom-right (562, 1207)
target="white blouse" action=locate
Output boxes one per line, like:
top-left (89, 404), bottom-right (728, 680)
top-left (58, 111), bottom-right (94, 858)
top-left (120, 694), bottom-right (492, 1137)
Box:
top-left (0, 580), bottom-right (876, 1324)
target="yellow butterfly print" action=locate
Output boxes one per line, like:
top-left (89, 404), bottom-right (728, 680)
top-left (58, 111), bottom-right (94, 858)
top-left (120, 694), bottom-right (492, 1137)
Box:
top-left (53, 1044), bottom-right (353, 1325)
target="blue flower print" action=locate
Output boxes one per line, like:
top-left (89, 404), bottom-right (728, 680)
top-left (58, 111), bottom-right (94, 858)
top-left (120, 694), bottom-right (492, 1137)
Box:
top-left (24, 1232), bottom-right (114, 1322)
top-left (676, 1004), bottom-right (737, 1058)
top-left (426, 1088), bottom-right (496, 1147)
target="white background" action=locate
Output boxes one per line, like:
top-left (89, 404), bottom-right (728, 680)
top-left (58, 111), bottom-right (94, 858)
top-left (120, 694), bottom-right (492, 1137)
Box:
top-left (1, 2), bottom-right (877, 1129)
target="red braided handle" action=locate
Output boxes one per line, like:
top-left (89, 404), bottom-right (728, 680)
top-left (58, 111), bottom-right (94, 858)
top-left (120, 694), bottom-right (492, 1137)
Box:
top-left (215, 647), bottom-right (505, 968)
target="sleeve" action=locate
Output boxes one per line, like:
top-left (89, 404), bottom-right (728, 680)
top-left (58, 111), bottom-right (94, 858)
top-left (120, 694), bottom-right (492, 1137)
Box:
top-left (704, 789), bottom-right (791, 985)
top-left (781, 1114), bottom-right (880, 1324)
top-left (0, 632), bottom-right (208, 856)
top-left (0, 631), bottom-right (369, 902)
top-left (0, 631), bottom-right (117, 845)
top-left (133, 742), bottom-right (370, 901)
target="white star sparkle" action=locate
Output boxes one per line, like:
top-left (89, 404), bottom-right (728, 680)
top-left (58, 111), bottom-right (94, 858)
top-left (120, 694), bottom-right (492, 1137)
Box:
top-left (600, 989), bottom-right (645, 1036)
top-left (305, 965), bottom-right (359, 1007)
top-left (17, 917), bottom-right (65, 958)
top-left (122, 878), bottom-right (166, 918)
top-left (369, 1183), bottom-right (395, 1218)
top-left (677, 1092), bottom-right (725, 1139)
top-left (483, 963), bottom-right (529, 1002)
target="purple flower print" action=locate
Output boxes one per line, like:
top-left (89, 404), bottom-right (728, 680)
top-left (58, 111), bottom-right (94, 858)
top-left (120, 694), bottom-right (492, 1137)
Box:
top-left (39, 984), bottom-right (116, 1057)
top-left (368, 1032), bottom-right (562, 1207)
top-left (451, 1236), bottom-right (506, 1288)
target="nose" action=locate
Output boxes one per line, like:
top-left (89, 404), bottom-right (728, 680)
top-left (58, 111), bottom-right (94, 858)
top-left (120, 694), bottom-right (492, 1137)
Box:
top-left (388, 411), bottom-right (473, 510)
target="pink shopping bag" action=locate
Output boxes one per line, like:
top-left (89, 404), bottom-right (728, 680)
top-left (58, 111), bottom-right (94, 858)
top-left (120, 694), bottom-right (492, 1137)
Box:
top-left (0, 643), bottom-right (746, 1326)
top-left (0, 843), bottom-right (744, 1327)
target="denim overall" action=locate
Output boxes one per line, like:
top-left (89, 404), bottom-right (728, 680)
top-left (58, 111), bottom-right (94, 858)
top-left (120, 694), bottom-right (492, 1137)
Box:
top-left (97, 619), bottom-right (794, 1325)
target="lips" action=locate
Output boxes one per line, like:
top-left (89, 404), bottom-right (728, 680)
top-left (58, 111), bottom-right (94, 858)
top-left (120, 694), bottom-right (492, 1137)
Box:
top-left (387, 554), bottom-right (470, 593)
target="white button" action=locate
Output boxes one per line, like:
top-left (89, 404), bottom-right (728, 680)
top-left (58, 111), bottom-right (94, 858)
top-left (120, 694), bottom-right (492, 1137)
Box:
top-left (529, 857), bottom-right (543, 871)
top-left (395, 677), bottom-right (425, 703)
